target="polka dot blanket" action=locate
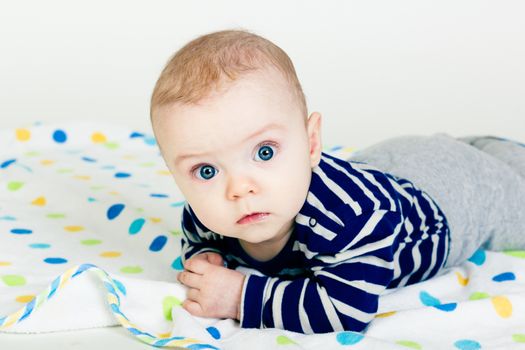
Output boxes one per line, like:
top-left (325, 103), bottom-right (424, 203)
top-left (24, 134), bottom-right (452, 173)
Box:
top-left (2, 122), bottom-right (525, 349)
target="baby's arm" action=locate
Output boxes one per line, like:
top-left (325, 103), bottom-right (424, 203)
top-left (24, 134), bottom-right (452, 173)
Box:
top-left (240, 209), bottom-right (401, 333)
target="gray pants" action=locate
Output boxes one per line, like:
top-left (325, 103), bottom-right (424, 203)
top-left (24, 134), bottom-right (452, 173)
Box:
top-left (348, 133), bottom-right (525, 268)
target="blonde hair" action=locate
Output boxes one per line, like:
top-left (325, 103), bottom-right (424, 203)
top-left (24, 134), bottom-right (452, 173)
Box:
top-left (150, 29), bottom-right (307, 121)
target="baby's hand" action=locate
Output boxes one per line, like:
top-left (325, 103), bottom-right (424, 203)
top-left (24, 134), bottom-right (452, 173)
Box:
top-left (177, 253), bottom-right (244, 320)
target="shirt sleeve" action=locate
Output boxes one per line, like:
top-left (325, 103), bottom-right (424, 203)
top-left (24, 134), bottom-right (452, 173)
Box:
top-left (239, 209), bottom-right (401, 333)
top-left (180, 203), bottom-right (224, 264)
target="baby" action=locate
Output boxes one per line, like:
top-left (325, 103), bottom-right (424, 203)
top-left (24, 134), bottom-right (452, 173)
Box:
top-left (149, 29), bottom-right (525, 333)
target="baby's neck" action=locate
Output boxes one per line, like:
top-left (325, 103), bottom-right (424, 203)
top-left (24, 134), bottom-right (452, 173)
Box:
top-left (239, 226), bottom-right (293, 262)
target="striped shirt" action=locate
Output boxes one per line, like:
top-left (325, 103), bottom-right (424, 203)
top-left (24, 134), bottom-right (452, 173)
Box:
top-left (180, 152), bottom-right (450, 333)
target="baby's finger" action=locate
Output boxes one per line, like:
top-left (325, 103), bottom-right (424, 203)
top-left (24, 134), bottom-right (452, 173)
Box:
top-left (182, 299), bottom-right (204, 317)
top-left (184, 256), bottom-right (208, 274)
top-left (205, 252), bottom-right (224, 266)
top-left (177, 271), bottom-right (202, 289)
top-left (186, 287), bottom-right (200, 301)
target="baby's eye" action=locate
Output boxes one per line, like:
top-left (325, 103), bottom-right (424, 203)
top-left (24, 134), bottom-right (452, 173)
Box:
top-left (194, 165), bottom-right (217, 180)
top-left (255, 144), bottom-right (275, 161)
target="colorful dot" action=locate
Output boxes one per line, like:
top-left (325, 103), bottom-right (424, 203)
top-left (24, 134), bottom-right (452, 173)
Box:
top-left (469, 292), bottom-right (490, 301)
top-left (396, 340), bottom-right (422, 349)
top-left (492, 272), bottom-right (515, 282)
top-left (129, 218), bottom-right (145, 235)
top-left (91, 132), bottom-right (107, 143)
top-left (29, 243), bottom-right (51, 249)
top-left (276, 335), bottom-right (296, 345)
top-left (0, 216), bottom-right (16, 221)
top-left (149, 235), bottom-right (168, 252)
top-left (16, 128), bottom-right (31, 141)
top-left (47, 213), bottom-right (66, 219)
top-left (206, 327), bottom-right (221, 340)
top-left (81, 156), bottom-right (97, 163)
top-left (107, 204), bottom-right (125, 220)
top-left (170, 201), bottom-right (186, 207)
top-left (7, 181), bottom-right (24, 191)
top-left (100, 251), bottom-right (122, 258)
top-left (149, 217), bottom-right (162, 223)
top-left (52, 129), bottom-right (67, 143)
top-left (455, 272), bottom-right (469, 286)
top-left (503, 250), bottom-right (525, 259)
top-left (64, 225), bottom-right (84, 232)
top-left (454, 339), bottom-right (481, 350)
top-left (336, 331), bottom-right (364, 345)
top-left (512, 334), bottom-right (525, 343)
top-left (11, 228), bottom-right (32, 235)
top-left (120, 266), bottom-right (143, 274)
top-left (81, 239), bottom-right (102, 246)
top-left (0, 261), bottom-right (12, 266)
top-left (419, 291), bottom-right (441, 307)
top-left (31, 196), bottom-right (47, 206)
top-left (113, 279), bottom-right (126, 295)
top-left (434, 303), bottom-right (457, 312)
top-left (171, 257), bottom-right (184, 270)
top-left (16, 295), bottom-right (35, 303)
top-left (44, 257), bottom-right (68, 264)
top-left (491, 296), bottom-right (512, 318)
top-left (376, 311), bottom-right (396, 318)
top-left (467, 249), bottom-right (486, 266)
top-left (104, 142), bottom-right (119, 150)
top-left (115, 172), bottom-right (131, 178)
top-left (2, 275), bottom-right (26, 286)
top-left (150, 193), bottom-right (169, 198)
top-left (1, 159), bottom-right (16, 169)
top-left (162, 296), bottom-right (182, 321)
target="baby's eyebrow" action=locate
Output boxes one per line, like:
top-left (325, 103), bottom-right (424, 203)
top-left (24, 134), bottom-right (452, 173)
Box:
top-left (174, 122), bottom-right (285, 166)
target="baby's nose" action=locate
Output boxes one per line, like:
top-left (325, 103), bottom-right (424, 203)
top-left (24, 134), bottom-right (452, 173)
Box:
top-left (226, 174), bottom-right (258, 200)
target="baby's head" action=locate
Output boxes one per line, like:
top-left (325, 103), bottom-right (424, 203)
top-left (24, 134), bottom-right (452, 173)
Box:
top-left (150, 29), bottom-right (322, 252)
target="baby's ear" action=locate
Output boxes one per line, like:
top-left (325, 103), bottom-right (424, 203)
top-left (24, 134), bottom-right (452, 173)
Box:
top-left (307, 112), bottom-right (322, 168)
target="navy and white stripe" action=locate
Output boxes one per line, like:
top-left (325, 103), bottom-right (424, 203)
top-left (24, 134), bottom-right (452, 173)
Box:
top-left (180, 152), bottom-right (450, 333)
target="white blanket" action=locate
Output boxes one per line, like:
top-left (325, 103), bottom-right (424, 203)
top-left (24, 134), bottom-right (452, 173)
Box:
top-left (2, 122), bottom-right (525, 349)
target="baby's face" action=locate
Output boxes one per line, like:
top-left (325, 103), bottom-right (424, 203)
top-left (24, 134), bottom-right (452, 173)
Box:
top-left (154, 68), bottom-right (321, 249)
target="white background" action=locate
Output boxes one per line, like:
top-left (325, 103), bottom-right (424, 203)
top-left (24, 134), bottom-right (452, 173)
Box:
top-left (1, 0), bottom-right (525, 148)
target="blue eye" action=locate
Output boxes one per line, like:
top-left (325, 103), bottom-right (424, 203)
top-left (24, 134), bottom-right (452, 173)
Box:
top-left (256, 145), bottom-right (274, 161)
top-left (196, 165), bottom-right (217, 180)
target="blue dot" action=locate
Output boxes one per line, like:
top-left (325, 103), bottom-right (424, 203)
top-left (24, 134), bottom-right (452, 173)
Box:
top-left (149, 235), bottom-right (168, 252)
top-left (493, 272), bottom-right (515, 282)
top-left (454, 339), bottom-right (481, 350)
top-left (101, 165), bottom-right (116, 170)
top-left (1, 159), bottom-right (16, 169)
top-left (129, 218), bottom-right (145, 235)
top-left (113, 279), bottom-right (127, 295)
top-left (0, 216), bottom-right (17, 221)
top-left (144, 136), bottom-right (156, 146)
top-left (130, 132), bottom-right (144, 138)
top-left (170, 201), bottom-right (185, 207)
top-left (171, 257), bottom-right (184, 271)
top-left (11, 228), bottom-right (33, 235)
top-left (419, 291), bottom-right (441, 307)
top-left (336, 331), bottom-right (364, 345)
top-left (52, 129), bottom-right (67, 143)
top-left (44, 257), bottom-right (68, 264)
top-left (107, 204), bottom-right (125, 220)
top-left (81, 156), bottom-right (97, 162)
top-left (115, 172), bottom-right (131, 178)
top-left (206, 326), bottom-right (221, 339)
top-left (434, 303), bottom-right (457, 312)
top-left (87, 197), bottom-right (96, 202)
top-left (29, 243), bottom-right (51, 249)
top-left (150, 193), bottom-right (169, 198)
top-left (468, 249), bottom-right (486, 266)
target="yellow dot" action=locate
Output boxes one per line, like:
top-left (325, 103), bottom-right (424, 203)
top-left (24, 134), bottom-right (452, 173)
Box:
top-left (455, 271), bottom-right (469, 286)
top-left (492, 295), bottom-right (512, 318)
top-left (40, 159), bottom-right (55, 166)
top-left (64, 225), bottom-right (84, 232)
top-left (109, 191), bottom-right (119, 195)
top-left (157, 332), bottom-right (171, 339)
top-left (31, 196), bottom-right (47, 206)
top-left (100, 251), bottom-right (122, 258)
top-left (0, 261), bottom-right (12, 266)
top-left (122, 155), bottom-right (137, 160)
top-left (91, 132), bottom-right (107, 143)
top-left (16, 128), bottom-right (31, 141)
top-left (16, 295), bottom-right (35, 303)
top-left (157, 170), bottom-right (171, 176)
top-left (74, 175), bottom-right (91, 181)
top-left (149, 217), bottom-right (162, 223)
top-left (375, 311), bottom-right (396, 318)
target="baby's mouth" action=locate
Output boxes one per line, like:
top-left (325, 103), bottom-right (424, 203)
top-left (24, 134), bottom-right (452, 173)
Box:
top-left (237, 212), bottom-right (270, 225)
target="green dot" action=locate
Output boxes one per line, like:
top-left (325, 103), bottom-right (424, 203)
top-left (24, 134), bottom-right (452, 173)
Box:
top-left (396, 340), bottom-right (422, 349)
top-left (57, 168), bottom-right (73, 174)
top-left (120, 266), bottom-right (143, 274)
top-left (104, 142), bottom-right (119, 150)
top-left (503, 250), bottom-right (525, 259)
top-left (170, 230), bottom-right (182, 236)
top-left (47, 213), bottom-right (66, 219)
top-left (469, 292), bottom-right (490, 301)
top-left (90, 185), bottom-right (105, 190)
top-left (81, 239), bottom-right (102, 246)
top-left (7, 182), bottom-right (24, 191)
top-left (2, 275), bottom-right (26, 286)
top-left (513, 334), bottom-right (525, 343)
top-left (276, 335), bottom-right (296, 345)
top-left (162, 296), bottom-right (182, 321)
top-left (139, 162), bottom-right (155, 167)
top-left (25, 151), bottom-right (41, 157)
